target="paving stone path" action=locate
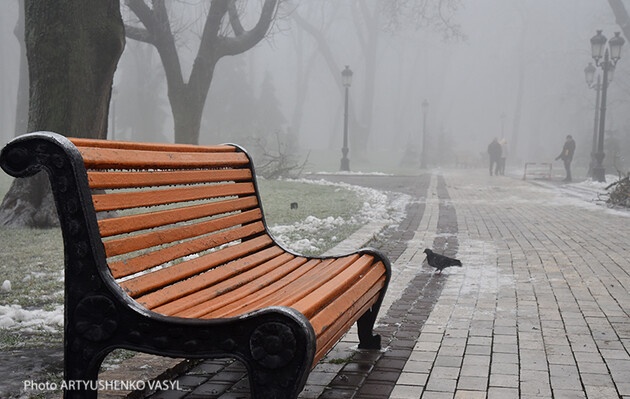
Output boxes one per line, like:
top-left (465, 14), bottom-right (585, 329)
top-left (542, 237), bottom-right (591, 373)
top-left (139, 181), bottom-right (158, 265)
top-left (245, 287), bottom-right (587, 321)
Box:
top-left (389, 170), bottom-right (630, 399)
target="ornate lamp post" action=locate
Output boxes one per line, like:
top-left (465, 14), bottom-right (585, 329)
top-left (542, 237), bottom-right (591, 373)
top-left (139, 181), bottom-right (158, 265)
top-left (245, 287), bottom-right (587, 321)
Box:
top-left (420, 99), bottom-right (429, 169)
top-left (589, 30), bottom-right (624, 182)
top-left (584, 62), bottom-right (603, 177)
top-left (340, 65), bottom-right (353, 171)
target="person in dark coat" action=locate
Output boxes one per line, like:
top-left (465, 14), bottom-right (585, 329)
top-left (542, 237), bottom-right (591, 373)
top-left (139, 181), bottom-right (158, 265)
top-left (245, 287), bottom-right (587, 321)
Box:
top-left (555, 135), bottom-right (576, 182)
top-left (487, 138), bottom-right (502, 176)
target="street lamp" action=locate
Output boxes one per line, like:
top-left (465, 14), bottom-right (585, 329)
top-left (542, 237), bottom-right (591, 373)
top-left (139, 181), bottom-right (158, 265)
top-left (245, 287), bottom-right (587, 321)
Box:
top-left (340, 65), bottom-right (353, 171)
top-left (589, 30), bottom-right (625, 182)
top-left (584, 62), bottom-right (604, 177)
top-left (420, 99), bottom-right (429, 169)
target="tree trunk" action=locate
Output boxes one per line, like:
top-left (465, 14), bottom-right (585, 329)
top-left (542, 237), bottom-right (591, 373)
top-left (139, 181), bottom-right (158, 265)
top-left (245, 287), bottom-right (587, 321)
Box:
top-left (347, 1), bottom-right (381, 153)
top-left (126, 0), bottom-right (278, 145)
top-left (25, 1), bottom-right (124, 137)
top-left (0, 0), bottom-right (124, 227)
top-left (358, 21), bottom-right (379, 153)
top-left (172, 88), bottom-right (209, 145)
top-left (292, 11), bottom-right (363, 150)
top-left (289, 26), bottom-right (318, 144)
top-left (14, 0), bottom-right (28, 136)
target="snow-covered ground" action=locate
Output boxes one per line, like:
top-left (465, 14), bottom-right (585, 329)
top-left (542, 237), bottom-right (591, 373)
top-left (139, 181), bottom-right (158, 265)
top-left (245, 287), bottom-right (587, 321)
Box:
top-left (269, 178), bottom-right (409, 253)
top-left (531, 174), bottom-right (630, 218)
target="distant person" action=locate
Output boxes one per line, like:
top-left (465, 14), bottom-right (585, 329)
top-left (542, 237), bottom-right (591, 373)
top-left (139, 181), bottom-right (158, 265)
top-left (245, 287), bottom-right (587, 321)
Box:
top-left (498, 139), bottom-right (508, 175)
top-left (487, 138), bottom-right (502, 176)
top-left (555, 135), bottom-right (576, 182)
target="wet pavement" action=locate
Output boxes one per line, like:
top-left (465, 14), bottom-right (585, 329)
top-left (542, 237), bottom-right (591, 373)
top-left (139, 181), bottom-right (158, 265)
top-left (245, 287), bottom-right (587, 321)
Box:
top-left (10, 169), bottom-right (630, 398)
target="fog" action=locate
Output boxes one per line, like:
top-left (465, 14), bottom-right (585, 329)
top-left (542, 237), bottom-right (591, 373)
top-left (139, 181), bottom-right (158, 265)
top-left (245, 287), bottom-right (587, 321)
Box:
top-left (1, 1), bottom-right (629, 172)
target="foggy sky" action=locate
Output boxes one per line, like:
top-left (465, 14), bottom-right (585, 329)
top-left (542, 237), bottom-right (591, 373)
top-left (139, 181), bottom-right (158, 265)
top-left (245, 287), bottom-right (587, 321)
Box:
top-left (1, 1), bottom-right (628, 170)
top-left (249, 0), bottom-right (626, 164)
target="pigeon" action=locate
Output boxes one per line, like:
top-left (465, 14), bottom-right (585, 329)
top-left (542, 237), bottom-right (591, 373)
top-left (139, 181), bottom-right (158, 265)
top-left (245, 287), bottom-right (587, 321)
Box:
top-left (423, 249), bottom-right (462, 274)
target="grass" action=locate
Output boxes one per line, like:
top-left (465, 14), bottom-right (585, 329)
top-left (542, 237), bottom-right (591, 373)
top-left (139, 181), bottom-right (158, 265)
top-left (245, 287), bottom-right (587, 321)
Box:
top-left (257, 178), bottom-right (364, 255)
top-left (258, 179), bottom-right (361, 225)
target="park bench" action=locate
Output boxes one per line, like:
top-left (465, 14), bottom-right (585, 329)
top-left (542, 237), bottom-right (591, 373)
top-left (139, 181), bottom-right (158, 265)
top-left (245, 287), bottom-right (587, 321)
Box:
top-left (0, 132), bottom-right (391, 399)
top-left (522, 162), bottom-right (552, 180)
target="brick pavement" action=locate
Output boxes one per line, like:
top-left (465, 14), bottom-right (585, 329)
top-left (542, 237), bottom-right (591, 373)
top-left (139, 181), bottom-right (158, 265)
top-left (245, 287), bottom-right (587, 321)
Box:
top-left (390, 170), bottom-right (630, 399)
top-left (105, 169), bottom-right (630, 398)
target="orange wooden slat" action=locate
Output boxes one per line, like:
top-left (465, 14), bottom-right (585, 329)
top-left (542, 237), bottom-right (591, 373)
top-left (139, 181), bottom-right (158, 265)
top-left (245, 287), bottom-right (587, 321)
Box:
top-left (119, 234), bottom-right (274, 297)
top-left (291, 255), bottom-right (375, 318)
top-left (108, 221), bottom-right (266, 278)
top-left (103, 208), bottom-right (263, 257)
top-left (310, 265), bottom-right (385, 337)
top-left (75, 146), bottom-right (249, 169)
top-left (310, 265), bottom-right (386, 342)
top-left (92, 182), bottom-right (255, 212)
top-left (202, 256), bottom-right (356, 317)
top-left (70, 137), bottom-right (235, 153)
top-left (98, 196), bottom-right (259, 238)
top-left (198, 258), bottom-right (327, 319)
top-left (87, 168), bottom-right (253, 190)
top-left (159, 254), bottom-right (307, 317)
top-left (139, 246), bottom-right (289, 311)
top-left (313, 288), bottom-right (383, 366)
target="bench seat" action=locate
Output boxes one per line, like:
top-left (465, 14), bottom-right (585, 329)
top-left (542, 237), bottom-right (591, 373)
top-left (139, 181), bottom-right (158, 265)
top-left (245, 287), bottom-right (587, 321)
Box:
top-left (0, 132), bottom-right (391, 399)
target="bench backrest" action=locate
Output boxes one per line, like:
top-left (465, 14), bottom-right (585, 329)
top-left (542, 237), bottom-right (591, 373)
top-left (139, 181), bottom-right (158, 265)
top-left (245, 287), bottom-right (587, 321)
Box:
top-left (68, 138), bottom-right (279, 310)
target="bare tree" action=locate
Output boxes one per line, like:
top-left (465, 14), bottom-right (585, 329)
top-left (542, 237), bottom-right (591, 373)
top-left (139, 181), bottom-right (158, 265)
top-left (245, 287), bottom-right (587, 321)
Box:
top-left (124, 0), bottom-right (279, 144)
top-left (14, 0), bottom-right (28, 136)
top-left (0, 0), bottom-right (124, 227)
top-left (351, 0), bottom-right (463, 151)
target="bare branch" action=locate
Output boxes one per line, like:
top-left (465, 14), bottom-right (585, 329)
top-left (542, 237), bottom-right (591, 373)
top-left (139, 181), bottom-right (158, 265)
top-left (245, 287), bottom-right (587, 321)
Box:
top-left (126, 0), bottom-right (185, 88)
top-left (124, 24), bottom-right (153, 43)
top-left (292, 11), bottom-right (341, 88)
top-left (126, 0), bottom-right (157, 31)
top-left (227, 0), bottom-right (245, 36)
top-left (351, 2), bottom-right (368, 53)
top-left (608, 0), bottom-right (630, 42)
top-left (218, 0), bottom-right (279, 56)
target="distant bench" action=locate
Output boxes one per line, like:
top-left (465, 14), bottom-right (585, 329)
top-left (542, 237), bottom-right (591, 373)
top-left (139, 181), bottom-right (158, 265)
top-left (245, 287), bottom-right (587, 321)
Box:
top-left (522, 162), bottom-right (552, 180)
top-left (0, 132), bottom-right (391, 399)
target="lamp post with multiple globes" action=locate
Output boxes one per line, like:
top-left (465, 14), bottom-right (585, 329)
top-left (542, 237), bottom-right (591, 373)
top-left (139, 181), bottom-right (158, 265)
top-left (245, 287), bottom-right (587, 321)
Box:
top-left (588, 30), bottom-right (624, 182)
top-left (583, 62), bottom-right (603, 177)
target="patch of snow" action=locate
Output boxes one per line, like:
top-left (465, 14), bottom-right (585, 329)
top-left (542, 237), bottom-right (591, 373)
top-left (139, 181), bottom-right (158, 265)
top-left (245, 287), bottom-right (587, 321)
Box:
top-left (0, 304), bottom-right (63, 332)
top-left (310, 171), bottom-right (392, 176)
top-left (270, 179), bottom-right (409, 253)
